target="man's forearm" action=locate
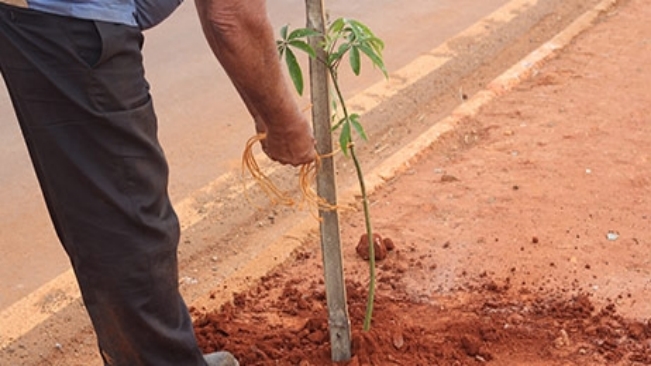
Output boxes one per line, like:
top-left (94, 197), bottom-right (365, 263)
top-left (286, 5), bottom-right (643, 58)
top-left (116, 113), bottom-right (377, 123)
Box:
top-left (194, 0), bottom-right (302, 131)
top-left (194, 0), bottom-right (315, 165)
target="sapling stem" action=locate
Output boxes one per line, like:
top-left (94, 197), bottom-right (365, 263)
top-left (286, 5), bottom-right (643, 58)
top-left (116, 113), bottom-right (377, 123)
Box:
top-left (330, 69), bottom-right (375, 331)
top-left (351, 144), bottom-right (375, 331)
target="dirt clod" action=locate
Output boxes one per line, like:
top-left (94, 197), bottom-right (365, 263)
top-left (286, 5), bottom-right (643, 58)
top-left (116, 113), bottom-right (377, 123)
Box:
top-left (355, 233), bottom-right (388, 261)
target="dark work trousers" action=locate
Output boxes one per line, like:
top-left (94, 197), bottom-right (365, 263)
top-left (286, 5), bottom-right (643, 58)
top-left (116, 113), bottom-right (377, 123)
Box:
top-left (0, 4), bottom-right (208, 366)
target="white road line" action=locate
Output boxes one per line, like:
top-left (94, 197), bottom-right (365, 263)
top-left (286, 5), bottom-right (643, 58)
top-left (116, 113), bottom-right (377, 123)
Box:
top-left (345, 0), bottom-right (539, 116)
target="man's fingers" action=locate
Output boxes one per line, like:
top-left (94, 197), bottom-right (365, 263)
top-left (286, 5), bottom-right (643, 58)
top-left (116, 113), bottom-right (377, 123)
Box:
top-left (262, 145), bottom-right (316, 167)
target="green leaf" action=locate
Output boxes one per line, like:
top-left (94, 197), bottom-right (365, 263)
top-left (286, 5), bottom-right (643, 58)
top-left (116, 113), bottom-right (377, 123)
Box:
top-left (339, 121), bottom-right (351, 156)
top-left (347, 20), bottom-right (366, 41)
top-left (327, 42), bottom-right (349, 66)
top-left (330, 96), bottom-right (340, 122)
top-left (340, 43), bottom-right (351, 59)
top-left (350, 19), bottom-right (374, 37)
top-left (349, 46), bottom-right (361, 75)
top-left (288, 27), bottom-right (321, 40)
top-left (285, 48), bottom-right (303, 95)
top-left (327, 52), bottom-right (339, 66)
top-left (276, 40), bottom-right (285, 58)
top-left (349, 114), bottom-right (367, 140)
top-left (367, 37), bottom-right (385, 54)
top-left (288, 40), bottom-right (316, 59)
top-left (280, 24), bottom-right (289, 40)
top-left (328, 18), bottom-right (346, 35)
top-left (358, 43), bottom-right (388, 78)
top-left (326, 18), bottom-right (347, 54)
top-left (345, 28), bottom-right (357, 43)
top-left (336, 42), bottom-right (350, 57)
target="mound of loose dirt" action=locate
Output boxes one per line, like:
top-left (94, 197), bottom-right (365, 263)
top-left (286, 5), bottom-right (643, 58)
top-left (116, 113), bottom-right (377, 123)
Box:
top-left (192, 249), bottom-right (651, 365)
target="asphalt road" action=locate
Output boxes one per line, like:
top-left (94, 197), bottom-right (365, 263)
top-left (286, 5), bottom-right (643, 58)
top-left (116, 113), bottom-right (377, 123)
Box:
top-left (0, 0), bottom-right (510, 310)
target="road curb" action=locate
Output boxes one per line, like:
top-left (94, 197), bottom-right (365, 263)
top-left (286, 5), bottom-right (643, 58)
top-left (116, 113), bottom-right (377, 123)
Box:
top-left (190, 0), bottom-right (619, 312)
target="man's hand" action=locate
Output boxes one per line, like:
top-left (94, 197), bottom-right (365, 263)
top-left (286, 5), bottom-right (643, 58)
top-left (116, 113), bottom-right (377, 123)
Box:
top-left (255, 116), bottom-right (316, 166)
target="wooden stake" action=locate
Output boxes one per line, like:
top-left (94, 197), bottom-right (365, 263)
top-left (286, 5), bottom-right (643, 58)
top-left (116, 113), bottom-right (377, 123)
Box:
top-left (305, 0), bottom-right (352, 361)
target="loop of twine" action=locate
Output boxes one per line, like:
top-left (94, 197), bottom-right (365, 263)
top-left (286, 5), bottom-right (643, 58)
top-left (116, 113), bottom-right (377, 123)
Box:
top-left (242, 133), bottom-right (344, 214)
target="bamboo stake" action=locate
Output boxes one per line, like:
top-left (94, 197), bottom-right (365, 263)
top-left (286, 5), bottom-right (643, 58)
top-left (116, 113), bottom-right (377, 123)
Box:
top-left (305, 0), bottom-right (352, 361)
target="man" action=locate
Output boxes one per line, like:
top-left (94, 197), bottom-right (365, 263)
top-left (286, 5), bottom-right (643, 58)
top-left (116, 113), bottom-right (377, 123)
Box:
top-left (0, 0), bottom-right (315, 364)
